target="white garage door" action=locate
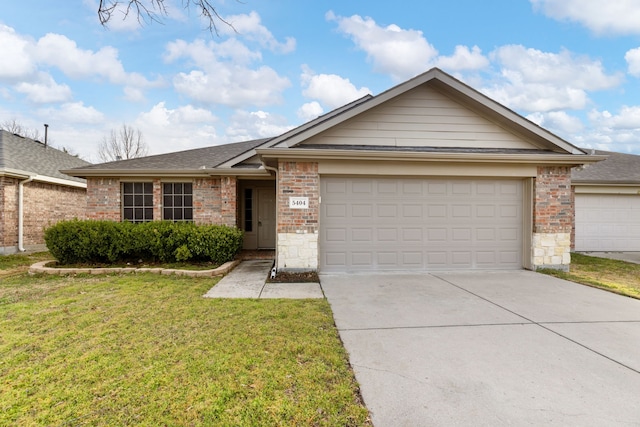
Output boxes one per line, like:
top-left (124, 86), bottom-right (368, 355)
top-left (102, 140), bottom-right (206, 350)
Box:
top-left (320, 177), bottom-right (523, 272)
top-left (575, 194), bottom-right (640, 251)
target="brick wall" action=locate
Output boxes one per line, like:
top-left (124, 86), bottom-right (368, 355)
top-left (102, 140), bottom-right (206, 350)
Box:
top-left (86, 178), bottom-right (121, 220)
top-left (1, 177), bottom-right (86, 253)
top-left (533, 166), bottom-right (573, 233)
top-left (277, 161), bottom-right (319, 233)
top-left (193, 177), bottom-right (222, 224)
top-left (86, 176), bottom-right (236, 226)
top-left (23, 182), bottom-right (86, 246)
top-left (221, 177), bottom-right (237, 227)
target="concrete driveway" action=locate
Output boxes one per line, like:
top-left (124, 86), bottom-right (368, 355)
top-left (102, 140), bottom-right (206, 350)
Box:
top-left (321, 271), bottom-right (640, 426)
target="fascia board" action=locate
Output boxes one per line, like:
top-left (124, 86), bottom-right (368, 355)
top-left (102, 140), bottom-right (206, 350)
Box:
top-left (257, 148), bottom-right (608, 166)
top-left (1, 168), bottom-right (86, 188)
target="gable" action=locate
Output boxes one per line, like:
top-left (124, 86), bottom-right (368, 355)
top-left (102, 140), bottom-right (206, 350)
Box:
top-left (297, 83), bottom-right (545, 151)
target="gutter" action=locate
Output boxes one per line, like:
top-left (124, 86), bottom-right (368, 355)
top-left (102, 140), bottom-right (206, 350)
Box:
top-left (262, 163), bottom-right (279, 275)
top-left (18, 175), bottom-right (35, 252)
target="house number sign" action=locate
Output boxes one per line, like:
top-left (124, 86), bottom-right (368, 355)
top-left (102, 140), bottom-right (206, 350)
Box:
top-left (289, 197), bottom-right (309, 209)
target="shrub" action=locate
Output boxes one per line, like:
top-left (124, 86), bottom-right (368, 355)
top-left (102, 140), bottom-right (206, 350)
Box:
top-left (44, 220), bottom-right (244, 265)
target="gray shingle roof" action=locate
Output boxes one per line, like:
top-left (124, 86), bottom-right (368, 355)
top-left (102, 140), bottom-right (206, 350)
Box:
top-left (0, 130), bottom-right (90, 183)
top-left (67, 138), bottom-right (269, 173)
top-left (572, 150), bottom-right (640, 184)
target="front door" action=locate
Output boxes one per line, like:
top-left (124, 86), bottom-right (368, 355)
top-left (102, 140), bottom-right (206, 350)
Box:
top-left (257, 188), bottom-right (276, 248)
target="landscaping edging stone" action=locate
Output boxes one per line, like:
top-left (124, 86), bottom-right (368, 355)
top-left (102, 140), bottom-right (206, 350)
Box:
top-left (28, 259), bottom-right (241, 277)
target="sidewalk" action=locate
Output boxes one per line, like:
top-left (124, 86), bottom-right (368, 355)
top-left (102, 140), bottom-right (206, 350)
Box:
top-left (203, 260), bottom-right (323, 299)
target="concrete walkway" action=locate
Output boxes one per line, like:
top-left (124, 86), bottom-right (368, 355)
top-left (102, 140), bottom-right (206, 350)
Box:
top-left (203, 260), bottom-right (323, 299)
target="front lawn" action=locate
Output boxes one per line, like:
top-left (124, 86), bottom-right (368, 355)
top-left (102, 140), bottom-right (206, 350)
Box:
top-left (0, 267), bottom-right (370, 425)
top-left (540, 253), bottom-right (640, 299)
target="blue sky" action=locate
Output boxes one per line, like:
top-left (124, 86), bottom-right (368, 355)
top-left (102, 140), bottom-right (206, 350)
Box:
top-left (2, 0), bottom-right (640, 161)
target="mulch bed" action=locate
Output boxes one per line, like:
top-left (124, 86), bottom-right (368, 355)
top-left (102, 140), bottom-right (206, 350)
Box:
top-left (267, 271), bottom-right (320, 283)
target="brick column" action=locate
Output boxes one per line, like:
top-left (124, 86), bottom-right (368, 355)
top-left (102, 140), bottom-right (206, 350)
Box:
top-left (152, 179), bottom-right (162, 221)
top-left (193, 177), bottom-right (222, 225)
top-left (277, 161), bottom-right (319, 271)
top-left (220, 176), bottom-right (237, 227)
top-left (532, 166), bottom-right (572, 271)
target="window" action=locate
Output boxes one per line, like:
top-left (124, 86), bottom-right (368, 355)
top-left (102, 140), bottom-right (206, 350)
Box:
top-left (163, 182), bottom-right (193, 221)
top-left (122, 182), bottom-right (153, 222)
top-left (244, 188), bottom-right (253, 232)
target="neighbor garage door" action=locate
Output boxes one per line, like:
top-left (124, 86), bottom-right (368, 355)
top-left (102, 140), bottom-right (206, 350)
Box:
top-left (575, 194), bottom-right (640, 251)
top-left (320, 177), bottom-right (523, 272)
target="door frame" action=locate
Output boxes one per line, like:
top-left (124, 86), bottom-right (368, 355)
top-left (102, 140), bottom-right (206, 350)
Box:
top-left (239, 180), bottom-right (276, 250)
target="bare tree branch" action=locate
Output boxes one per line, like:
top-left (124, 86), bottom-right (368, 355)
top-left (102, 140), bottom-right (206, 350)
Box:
top-left (98, 124), bottom-right (149, 162)
top-left (97, 0), bottom-right (235, 34)
top-left (1, 119), bottom-right (43, 141)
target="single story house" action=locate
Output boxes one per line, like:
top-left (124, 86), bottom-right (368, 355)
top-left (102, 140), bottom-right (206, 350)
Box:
top-left (572, 150), bottom-right (640, 252)
top-left (0, 130), bottom-right (90, 254)
top-left (65, 68), bottom-right (606, 272)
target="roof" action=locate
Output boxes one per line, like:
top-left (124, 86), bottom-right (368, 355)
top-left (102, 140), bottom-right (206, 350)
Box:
top-left (0, 130), bottom-right (90, 184)
top-left (65, 138), bottom-right (269, 176)
top-left (236, 68), bottom-right (588, 159)
top-left (572, 150), bottom-right (640, 184)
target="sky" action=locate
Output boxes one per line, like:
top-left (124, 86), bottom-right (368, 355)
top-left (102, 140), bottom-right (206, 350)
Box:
top-left (3, 0), bottom-right (640, 162)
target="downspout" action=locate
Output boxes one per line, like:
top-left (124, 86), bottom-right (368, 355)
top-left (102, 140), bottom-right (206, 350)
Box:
top-left (262, 164), bottom-right (279, 275)
top-left (18, 175), bottom-right (35, 252)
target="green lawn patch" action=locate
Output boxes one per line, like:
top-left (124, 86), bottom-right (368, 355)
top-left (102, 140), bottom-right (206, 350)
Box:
top-left (0, 272), bottom-right (370, 426)
top-left (540, 253), bottom-right (640, 299)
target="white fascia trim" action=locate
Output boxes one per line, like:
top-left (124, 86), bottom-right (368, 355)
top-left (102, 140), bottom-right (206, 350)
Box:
top-left (1, 168), bottom-right (86, 188)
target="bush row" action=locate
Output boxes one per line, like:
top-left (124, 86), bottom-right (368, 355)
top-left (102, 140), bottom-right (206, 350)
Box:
top-left (44, 220), bottom-right (244, 265)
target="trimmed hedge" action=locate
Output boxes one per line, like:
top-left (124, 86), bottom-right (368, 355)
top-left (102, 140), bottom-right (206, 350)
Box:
top-left (44, 220), bottom-right (244, 265)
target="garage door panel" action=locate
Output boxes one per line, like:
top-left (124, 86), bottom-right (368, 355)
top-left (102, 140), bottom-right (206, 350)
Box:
top-left (575, 194), bottom-right (640, 251)
top-left (321, 177), bottom-right (523, 271)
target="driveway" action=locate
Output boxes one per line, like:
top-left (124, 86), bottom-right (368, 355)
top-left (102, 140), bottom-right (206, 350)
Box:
top-left (321, 271), bottom-right (640, 426)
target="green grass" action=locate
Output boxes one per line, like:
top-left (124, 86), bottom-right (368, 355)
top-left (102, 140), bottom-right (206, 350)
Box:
top-left (0, 269), bottom-right (370, 425)
top-left (540, 253), bottom-right (640, 299)
top-left (0, 251), bottom-right (51, 272)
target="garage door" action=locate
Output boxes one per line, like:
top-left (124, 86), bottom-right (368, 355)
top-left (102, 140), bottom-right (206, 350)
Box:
top-left (575, 194), bottom-right (640, 251)
top-left (320, 177), bottom-right (523, 272)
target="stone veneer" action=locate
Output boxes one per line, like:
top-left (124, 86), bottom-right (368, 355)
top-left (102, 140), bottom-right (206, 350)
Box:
top-left (276, 161), bottom-right (319, 271)
top-left (532, 166), bottom-right (573, 271)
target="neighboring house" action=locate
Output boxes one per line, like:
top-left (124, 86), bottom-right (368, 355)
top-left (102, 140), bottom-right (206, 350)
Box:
top-left (65, 68), bottom-right (605, 272)
top-left (0, 130), bottom-right (90, 254)
top-left (572, 150), bottom-right (640, 252)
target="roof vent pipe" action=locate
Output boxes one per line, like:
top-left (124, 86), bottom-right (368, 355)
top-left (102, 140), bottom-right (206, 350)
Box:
top-left (44, 124), bottom-right (49, 148)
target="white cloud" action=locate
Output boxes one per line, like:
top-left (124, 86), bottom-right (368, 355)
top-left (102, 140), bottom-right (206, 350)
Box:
top-left (15, 72), bottom-right (72, 103)
top-left (484, 45), bottom-right (622, 112)
top-left (531, 0), bottom-right (640, 35)
top-left (0, 25), bottom-right (36, 80)
top-left (301, 66), bottom-right (371, 109)
top-left (35, 33), bottom-right (156, 88)
top-left (435, 45), bottom-right (489, 71)
top-left (327, 11), bottom-right (438, 81)
top-left (297, 102), bottom-right (324, 121)
top-left (37, 101), bottom-right (105, 124)
top-left (134, 102), bottom-right (220, 154)
top-left (225, 110), bottom-right (293, 141)
top-left (165, 38), bottom-right (291, 107)
top-left (526, 111), bottom-right (584, 134)
top-left (222, 11), bottom-right (296, 54)
top-left (589, 106), bottom-right (640, 130)
top-left (625, 47), bottom-right (640, 77)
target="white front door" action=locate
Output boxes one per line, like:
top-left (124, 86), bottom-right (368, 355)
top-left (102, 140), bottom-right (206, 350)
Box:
top-left (257, 188), bottom-right (276, 249)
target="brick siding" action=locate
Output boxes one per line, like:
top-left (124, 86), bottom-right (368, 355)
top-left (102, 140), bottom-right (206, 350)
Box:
top-left (1, 177), bottom-right (86, 252)
top-left (277, 161), bottom-right (319, 233)
top-left (86, 176), bottom-right (237, 227)
top-left (533, 166), bottom-right (573, 234)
